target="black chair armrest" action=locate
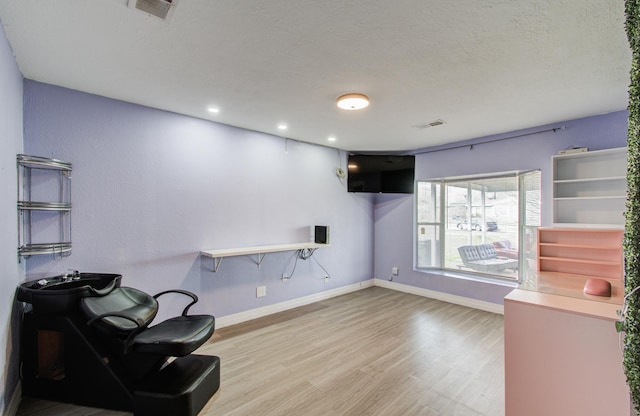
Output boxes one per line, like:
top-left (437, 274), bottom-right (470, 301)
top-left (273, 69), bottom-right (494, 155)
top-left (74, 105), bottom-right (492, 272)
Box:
top-left (153, 289), bottom-right (199, 316)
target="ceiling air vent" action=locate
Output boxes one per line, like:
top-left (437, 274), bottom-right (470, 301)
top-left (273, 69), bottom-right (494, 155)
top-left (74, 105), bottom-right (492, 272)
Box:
top-left (411, 119), bottom-right (446, 129)
top-left (128, 0), bottom-right (177, 21)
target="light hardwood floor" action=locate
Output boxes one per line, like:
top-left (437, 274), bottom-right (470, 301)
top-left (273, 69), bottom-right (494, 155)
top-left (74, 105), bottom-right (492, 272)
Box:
top-left (17, 287), bottom-right (505, 416)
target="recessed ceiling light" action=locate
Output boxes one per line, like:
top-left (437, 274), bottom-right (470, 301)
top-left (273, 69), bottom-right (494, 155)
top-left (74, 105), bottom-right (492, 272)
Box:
top-left (278, 124), bottom-right (288, 130)
top-left (337, 93), bottom-right (369, 110)
top-left (207, 107), bottom-right (219, 114)
top-left (328, 136), bottom-right (337, 142)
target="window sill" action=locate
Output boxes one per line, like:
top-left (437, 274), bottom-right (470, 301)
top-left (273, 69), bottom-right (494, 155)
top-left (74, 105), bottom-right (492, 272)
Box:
top-left (415, 267), bottom-right (520, 288)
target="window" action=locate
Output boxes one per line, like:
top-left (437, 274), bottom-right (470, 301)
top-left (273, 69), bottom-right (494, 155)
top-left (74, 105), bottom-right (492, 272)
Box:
top-left (416, 171), bottom-right (541, 281)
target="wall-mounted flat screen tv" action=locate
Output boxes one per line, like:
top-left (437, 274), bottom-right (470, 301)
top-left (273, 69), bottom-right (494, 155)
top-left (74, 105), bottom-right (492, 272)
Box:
top-left (347, 154), bottom-right (415, 194)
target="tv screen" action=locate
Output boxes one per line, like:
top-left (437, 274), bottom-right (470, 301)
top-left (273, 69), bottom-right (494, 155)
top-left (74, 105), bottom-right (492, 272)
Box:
top-left (347, 154), bottom-right (415, 194)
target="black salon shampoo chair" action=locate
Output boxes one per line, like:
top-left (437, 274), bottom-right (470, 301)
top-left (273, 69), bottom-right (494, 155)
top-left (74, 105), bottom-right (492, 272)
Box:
top-left (18, 274), bottom-right (220, 416)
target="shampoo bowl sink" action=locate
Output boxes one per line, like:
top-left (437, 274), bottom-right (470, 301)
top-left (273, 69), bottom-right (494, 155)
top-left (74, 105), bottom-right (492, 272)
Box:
top-left (17, 272), bottom-right (121, 314)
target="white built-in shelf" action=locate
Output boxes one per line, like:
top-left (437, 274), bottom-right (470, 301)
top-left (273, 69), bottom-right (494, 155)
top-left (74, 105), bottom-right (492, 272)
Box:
top-left (553, 196), bottom-right (626, 200)
top-left (201, 242), bottom-right (330, 272)
top-left (552, 147), bottom-right (627, 228)
top-left (554, 176), bottom-right (626, 184)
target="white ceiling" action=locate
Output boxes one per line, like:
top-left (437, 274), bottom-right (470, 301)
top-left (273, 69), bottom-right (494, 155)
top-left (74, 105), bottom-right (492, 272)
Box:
top-left (0, 0), bottom-right (632, 152)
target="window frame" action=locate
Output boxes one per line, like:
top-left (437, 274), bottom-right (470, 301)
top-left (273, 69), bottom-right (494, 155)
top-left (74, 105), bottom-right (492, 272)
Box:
top-left (415, 170), bottom-right (541, 282)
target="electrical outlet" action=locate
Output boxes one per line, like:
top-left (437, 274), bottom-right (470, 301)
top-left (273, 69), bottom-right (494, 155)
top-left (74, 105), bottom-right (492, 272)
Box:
top-left (324, 275), bottom-right (330, 283)
top-left (282, 273), bottom-right (290, 282)
top-left (256, 286), bottom-right (266, 298)
top-left (392, 267), bottom-right (399, 276)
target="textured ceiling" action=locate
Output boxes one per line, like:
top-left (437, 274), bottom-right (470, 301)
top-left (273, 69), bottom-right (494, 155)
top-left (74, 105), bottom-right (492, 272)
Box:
top-left (0, 0), bottom-right (632, 151)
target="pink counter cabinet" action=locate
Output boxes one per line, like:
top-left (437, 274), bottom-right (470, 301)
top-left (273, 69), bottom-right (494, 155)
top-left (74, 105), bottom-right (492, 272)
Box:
top-left (504, 289), bottom-right (630, 416)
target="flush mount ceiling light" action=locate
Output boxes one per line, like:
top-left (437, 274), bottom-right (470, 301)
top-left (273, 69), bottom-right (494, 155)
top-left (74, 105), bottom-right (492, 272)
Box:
top-left (337, 93), bottom-right (369, 110)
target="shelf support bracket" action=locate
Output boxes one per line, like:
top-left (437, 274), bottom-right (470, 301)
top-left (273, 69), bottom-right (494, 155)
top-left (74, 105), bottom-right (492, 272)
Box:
top-left (256, 253), bottom-right (266, 269)
top-left (211, 257), bottom-right (222, 273)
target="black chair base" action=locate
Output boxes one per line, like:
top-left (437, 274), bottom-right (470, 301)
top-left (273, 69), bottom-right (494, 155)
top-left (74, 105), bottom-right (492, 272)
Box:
top-left (20, 310), bottom-right (221, 415)
top-left (134, 355), bottom-right (220, 416)
top-left (21, 312), bottom-right (134, 411)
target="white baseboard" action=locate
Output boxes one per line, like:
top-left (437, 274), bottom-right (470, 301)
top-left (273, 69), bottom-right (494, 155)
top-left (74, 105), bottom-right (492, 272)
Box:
top-left (373, 278), bottom-right (504, 315)
top-left (216, 279), bottom-right (375, 328)
top-left (5, 381), bottom-right (21, 416)
top-left (216, 278), bottom-right (502, 329)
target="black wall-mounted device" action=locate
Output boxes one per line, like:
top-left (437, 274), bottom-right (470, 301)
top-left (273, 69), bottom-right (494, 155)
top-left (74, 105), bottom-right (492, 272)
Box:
top-left (315, 226), bottom-right (330, 244)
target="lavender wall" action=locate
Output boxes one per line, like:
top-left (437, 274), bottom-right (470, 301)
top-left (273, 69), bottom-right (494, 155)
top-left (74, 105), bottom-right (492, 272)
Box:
top-left (0, 21), bottom-right (24, 416)
top-left (23, 81), bottom-right (374, 321)
top-left (374, 111), bottom-right (629, 305)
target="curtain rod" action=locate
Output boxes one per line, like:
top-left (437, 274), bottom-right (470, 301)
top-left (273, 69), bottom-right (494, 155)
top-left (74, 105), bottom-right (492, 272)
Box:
top-left (414, 126), bottom-right (566, 155)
